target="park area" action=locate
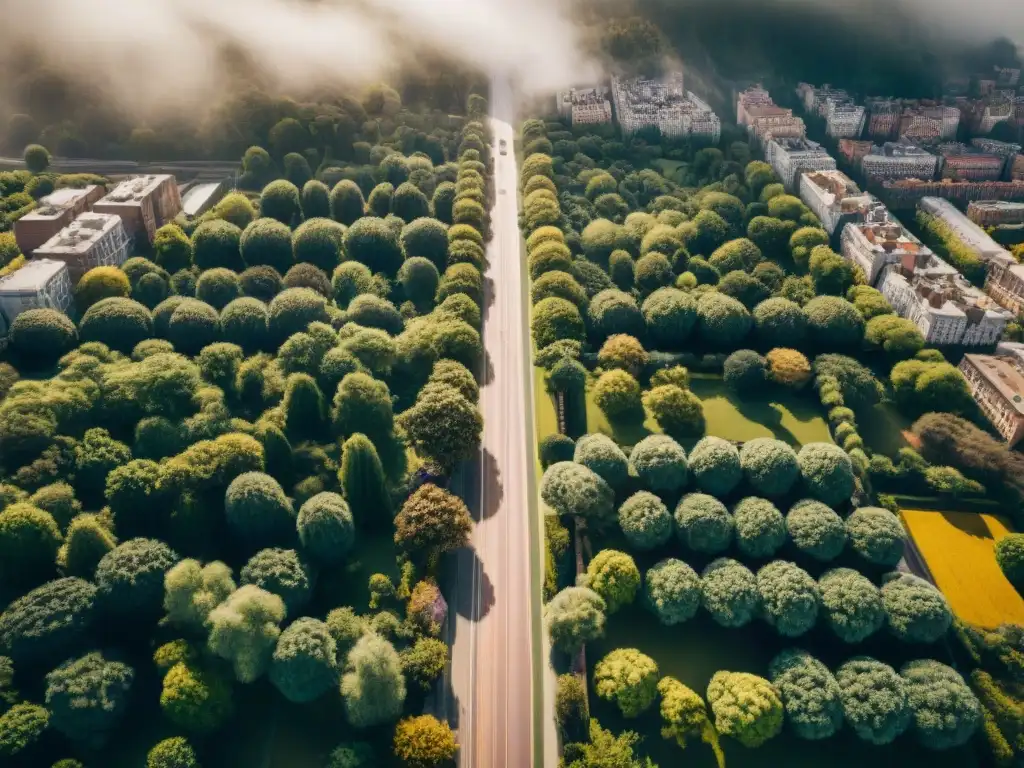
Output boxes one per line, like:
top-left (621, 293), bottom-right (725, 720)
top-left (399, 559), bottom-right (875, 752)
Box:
top-left (902, 509), bottom-right (1024, 629)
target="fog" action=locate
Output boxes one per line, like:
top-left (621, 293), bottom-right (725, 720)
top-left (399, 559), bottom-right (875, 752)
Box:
top-left (3, 0), bottom-right (601, 117)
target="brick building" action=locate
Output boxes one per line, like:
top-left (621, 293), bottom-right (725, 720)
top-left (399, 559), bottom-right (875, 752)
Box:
top-left (93, 175), bottom-right (182, 245)
top-left (33, 213), bottom-right (131, 284)
top-left (737, 86), bottom-right (805, 144)
top-left (861, 141), bottom-right (939, 182)
top-left (799, 170), bottom-right (873, 235)
top-left (13, 185), bottom-right (105, 257)
top-left (865, 99), bottom-right (902, 141)
top-left (765, 137), bottom-right (836, 191)
top-left (938, 143), bottom-right (1006, 182)
top-left (839, 139), bottom-right (874, 166)
top-left (958, 354), bottom-right (1024, 447)
top-left (841, 203), bottom-right (929, 285)
top-left (970, 138), bottom-right (1023, 180)
top-left (968, 201), bottom-right (1024, 227)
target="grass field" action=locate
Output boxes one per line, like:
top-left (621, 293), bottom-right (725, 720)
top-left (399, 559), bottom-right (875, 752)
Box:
top-left (902, 509), bottom-right (1024, 628)
top-left (652, 158), bottom-right (687, 184)
top-left (585, 375), bottom-right (832, 450)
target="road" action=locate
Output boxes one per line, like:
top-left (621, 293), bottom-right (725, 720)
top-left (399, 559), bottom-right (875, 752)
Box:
top-left (0, 155), bottom-right (239, 176)
top-left (442, 76), bottom-right (552, 767)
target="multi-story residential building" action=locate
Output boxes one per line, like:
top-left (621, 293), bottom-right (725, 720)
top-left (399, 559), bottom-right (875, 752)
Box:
top-left (838, 139), bottom-right (874, 167)
top-left (1015, 97), bottom-right (1024, 139)
top-left (996, 67), bottom-right (1022, 89)
top-left (865, 99), bottom-right (902, 141)
top-left (33, 213), bottom-right (132, 284)
top-left (984, 254), bottom-right (1024, 315)
top-left (968, 200), bottom-right (1024, 226)
top-left (1014, 155), bottom-right (1024, 182)
top-left (826, 100), bottom-right (867, 139)
top-left (93, 174), bottom-right (182, 245)
top-left (970, 138), bottom-right (1023, 180)
top-left (0, 259), bottom-right (72, 335)
top-left (938, 143), bottom-right (1006, 182)
top-left (737, 86), bottom-right (805, 144)
top-left (878, 250), bottom-right (1011, 346)
top-left (611, 74), bottom-right (720, 141)
top-left (13, 185), bottom-right (105, 257)
top-left (963, 97), bottom-right (1015, 134)
top-left (882, 179), bottom-right (1024, 209)
top-left (841, 203), bottom-right (930, 285)
top-left (918, 197), bottom-right (1013, 262)
top-left (900, 114), bottom-right (944, 146)
top-left (958, 354), bottom-right (1024, 447)
top-left (557, 86), bottom-right (613, 126)
top-left (765, 137), bottom-right (836, 191)
top-left (799, 170), bottom-right (873, 236)
top-left (861, 141), bottom-right (939, 182)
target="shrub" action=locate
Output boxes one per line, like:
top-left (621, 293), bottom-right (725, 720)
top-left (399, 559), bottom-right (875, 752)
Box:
top-left (723, 349), bottom-right (766, 395)
top-left (260, 180), bottom-right (301, 225)
top-left (804, 296), bottom-right (864, 348)
top-left (292, 218), bottom-right (345, 272)
top-left (58, 513), bottom-right (116, 579)
top-left (399, 385), bottom-right (482, 472)
top-left (592, 369), bottom-right (642, 419)
top-left (341, 633), bottom-right (406, 727)
top-left (756, 560), bottom-right (820, 637)
top-left (532, 297), bottom-right (585, 349)
top-left (0, 577), bottom-right (96, 664)
top-left (555, 674), bottom-right (590, 743)
top-left (701, 558), bottom-right (759, 627)
top-left (688, 436), bottom-right (741, 497)
top-left (588, 289), bottom-right (644, 340)
top-left (786, 499), bottom-right (847, 561)
top-left (733, 497), bottom-right (786, 558)
top-left (846, 507), bottom-right (907, 567)
top-left (30, 482), bottom-right (80, 530)
top-left (240, 548), bottom-right (312, 615)
top-left (753, 297), bottom-right (807, 348)
top-left (296, 492), bottom-right (354, 567)
top-left (641, 288), bottom-right (696, 349)
top-left (881, 572), bottom-right (952, 643)
top-left (797, 443), bottom-right (855, 508)
top-left (736, 438), bottom-right (798, 498)
top-left (79, 297), bottom-right (153, 352)
top-left (766, 347), bottom-right (812, 389)
top-left (594, 648), bottom-right (659, 717)
top-left (269, 287), bottom-right (329, 343)
top-left (706, 670), bottom-right (783, 747)
top-left (645, 558), bottom-right (701, 625)
top-left (393, 715), bottom-right (457, 768)
top-left (196, 268), bottom-right (242, 310)
top-left (540, 462), bottom-right (615, 526)
top-left (95, 538), bottom-right (179, 618)
top-left (768, 649), bottom-right (843, 740)
top-left (574, 434), bottom-right (629, 490)
top-left (207, 585), bottom-right (285, 682)
top-left (696, 291), bottom-right (751, 348)
top-left (329, 180), bottom-right (366, 226)
top-left (163, 559), bottom-right (236, 631)
top-left (675, 493), bottom-right (733, 554)
top-left (644, 385), bottom-right (706, 439)
top-left (0, 702), bottom-right (48, 758)
top-left (168, 299), bottom-right (220, 355)
top-left (147, 737), bottom-right (200, 768)
top-left (332, 262), bottom-right (375, 308)
top-left (9, 309), bottom-right (77, 364)
top-left (819, 567), bottom-right (885, 643)
top-left (325, 742), bottom-right (375, 768)
top-left (344, 216), bottom-right (403, 275)
top-left (539, 434), bottom-right (575, 469)
top-left (618, 491), bottom-right (673, 550)
top-left (192, 219), bottom-right (243, 271)
top-left (901, 659), bottom-right (981, 750)
top-left (269, 617), bottom-right (338, 703)
top-left (160, 660), bottom-right (234, 733)
top-left (544, 586), bottom-right (606, 654)
top-left (76, 266), bottom-right (130, 311)
top-left (835, 657), bottom-right (910, 744)
top-left (283, 263), bottom-right (332, 299)
top-left (995, 534), bottom-right (1024, 588)
top-left (629, 435), bottom-right (687, 495)
top-left (0, 503), bottom-right (61, 587)
top-left (45, 650), bottom-right (134, 747)
top-left (597, 334), bottom-right (647, 376)
top-left (585, 549), bottom-right (640, 613)
top-left (393, 484), bottom-right (472, 560)
top-left (208, 192), bottom-right (257, 229)
top-left (709, 238), bottom-right (761, 273)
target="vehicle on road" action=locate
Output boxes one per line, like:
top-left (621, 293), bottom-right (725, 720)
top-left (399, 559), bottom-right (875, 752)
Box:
top-left (499, 139), bottom-right (508, 155)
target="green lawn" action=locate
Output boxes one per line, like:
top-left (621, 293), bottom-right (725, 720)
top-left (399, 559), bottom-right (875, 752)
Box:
top-left (858, 401), bottom-right (912, 457)
top-left (585, 375), bottom-right (832, 450)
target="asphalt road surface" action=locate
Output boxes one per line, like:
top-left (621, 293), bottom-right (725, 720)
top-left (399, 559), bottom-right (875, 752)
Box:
top-left (443, 78), bottom-right (541, 767)
top-left (0, 155), bottom-right (239, 176)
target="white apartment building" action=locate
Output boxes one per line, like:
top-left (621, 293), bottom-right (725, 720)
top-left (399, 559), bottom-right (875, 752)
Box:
top-left (985, 254), bottom-right (1024, 315)
top-left (799, 170), bottom-right (873, 235)
top-left (610, 74), bottom-right (720, 142)
top-left (861, 141), bottom-right (939, 182)
top-left (841, 204), bottom-right (930, 286)
top-left (958, 354), bottom-right (1024, 447)
top-left (0, 259), bottom-right (72, 333)
top-left (765, 137), bottom-right (836, 191)
top-left (826, 101), bottom-right (867, 139)
top-left (557, 86), bottom-right (613, 126)
top-left (738, 86), bottom-right (805, 144)
top-left (878, 251), bottom-right (1011, 346)
top-left (918, 197), bottom-right (1013, 262)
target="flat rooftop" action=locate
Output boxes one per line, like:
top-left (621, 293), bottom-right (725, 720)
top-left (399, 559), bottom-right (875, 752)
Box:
top-left (37, 213), bottom-right (122, 254)
top-left (0, 258), bottom-right (67, 294)
top-left (181, 182), bottom-right (224, 217)
top-left (965, 354), bottom-right (1024, 416)
top-left (20, 186), bottom-right (99, 220)
top-left (98, 175), bottom-right (172, 206)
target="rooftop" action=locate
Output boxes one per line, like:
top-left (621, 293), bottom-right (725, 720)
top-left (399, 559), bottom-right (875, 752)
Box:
top-left (98, 175), bottom-right (172, 205)
top-left (20, 186), bottom-right (99, 220)
top-left (869, 141), bottom-right (936, 158)
top-left (771, 136), bottom-right (828, 152)
top-left (964, 354), bottom-right (1024, 416)
top-left (0, 259), bottom-right (68, 293)
top-left (37, 213), bottom-right (122, 254)
top-left (181, 182), bottom-right (225, 217)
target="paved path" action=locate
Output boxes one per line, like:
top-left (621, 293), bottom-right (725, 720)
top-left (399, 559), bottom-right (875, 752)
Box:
top-left (442, 76), bottom-right (544, 767)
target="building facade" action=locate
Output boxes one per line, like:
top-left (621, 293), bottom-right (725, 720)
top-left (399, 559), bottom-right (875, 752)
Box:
top-left (958, 354), bottom-right (1024, 447)
top-left (839, 139), bottom-right (874, 166)
top-left (938, 143), bottom-right (1006, 182)
top-left (0, 259), bottom-right (72, 331)
top-left (93, 174), bottom-right (182, 245)
top-left (970, 138), bottom-right (1023, 180)
top-left (878, 250), bottom-right (1011, 346)
top-left (765, 137), bottom-right (836, 190)
top-left (737, 86), bottom-right (805, 144)
top-left (13, 185), bottom-right (105, 257)
top-left (881, 179), bottom-right (1024, 209)
top-left (984, 254), bottom-right (1024, 315)
top-left (557, 86), bottom-right (613, 126)
top-left (967, 200), bottom-right (1024, 227)
top-left (827, 101), bottom-right (867, 139)
top-left (611, 75), bottom-right (720, 141)
top-left (866, 99), bottom-right (902, 141)
top-left (799, 170), bottom-right (873, 235)
top-left (841, 203), bottom-right (929, 285)
top-left (33, 213), bottom-right (132, 284)
top-left (918, 196), bottom-right (1013, 262)
top-left (861, 141), bottom-right (939, 182)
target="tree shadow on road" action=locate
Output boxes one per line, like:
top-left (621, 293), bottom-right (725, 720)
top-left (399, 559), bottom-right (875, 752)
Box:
top-left (476, 447), bottom-right (503, 523)
top-left (481, 274), bottom-right (498, 324)
top-left (450, 547), bottom-right (496, 623)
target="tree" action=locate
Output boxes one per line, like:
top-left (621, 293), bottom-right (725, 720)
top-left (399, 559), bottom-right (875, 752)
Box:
top-left (159, 660), bottom-right (234, 734)
top-left (592, 369), bottom-right (642, 420)
top-left (163, 559), bottom-right (236, 631)
top-left (584, 550), bottom-right (640, 614)
top-left (341, 633), bottom-right (406, 728)
top-left (394, 484), bottom-right (472, 561)
top-left (192, 219), bottom-right (244, 271)
top-left (747, 215), bottom-right (794, 261)
top-left (835, 658), bottom-right (910, 744)
top-left (393, 715), bottom-right (457, 768)
top-left (400, 386), bottom-right (482, 472)
top-left (733, 497), bottom-right (786, 559)
top-left (756, 560), bottom-right (820, 637)
top-left (240, 548), bottom-right (312, 615)
top-left (891, 359), bottom-right (974, 417)
top-left (296, 492), bottom-right (354, 567)
top-left (766, 348), bottom-right (812, 389)
top-left (555, 674), bottom-right (590, 744)
top-left (695, 292), bottom-right (751, 348)
top-left (23, 144), bottom-right (50, 173)
top-left (544, 586), bottom-right (607, 655)
top-left (819, 567), bottom-right (885, 643)
top-left (574, 434), bottom-right (629, 490)
top-left (644, 385), bottom-right (706, 439)
top-left (0, 702), bottom-right (48, 759)
top-left (45, 651), bottom-right (133, 747)
top-left (718, 270), bottom-right (770, 310)
top-left (167, 299), bottom-right (221, 355)
top-left (996, 534), bottom-right (1024, 588)
top-left (804, 296), bottom-right (864, 347)
top-left (147, 737), bottom-right (200, 768)
top-left (95, 537), bottom-right (179, 619)
top-left (344, 217), bottom-right (403, 275)
top-left (709, 238), bottom-right (760, 273)
top-left (0, 577), bottom-right (96, 665)
top-left (813, 354), bottom-right (883, 411)
top-left (881, 572), bottom-right (952, 643)
top-left (706, 671), bottom-right (783, 747)
top-left (753, 298), bottom-right (807, 348)
top-left (797, 443), bottom-right (855, 508)
top-left (540, 462), bottom-right (615, 526)
top-left (594, 648), bottom-right (659, 718)
top-left (75, 266), bottom-right (131, 311)
top-left (701, 558), bottom-right (760, 628)
top-left (644, 558), bottom-right (701, 626)
top-left (789, 227), bottom-right (830, 267)
top-left (400, 637), bottom-right (447, 691)
top-left (629, 435), bottom-right (687, 495)
top-left (657, 676), bottom-right (722, 761)
top-left (224, 472), bottom-right (295, 548)
top-left (688, 436), bottom-right (741, 497)
top-left (737, 438), bottom-right (798, 497)
top-left (675, 493), bottom-right (733, 554)
top-left (330, 372), bottom-right (393, 442)
top-left (30, 482), bottom-right (80, 531)
top-left (207, 585), bottom-right (285, 683)
top-left (809, 245), bottom-right (856, 296)
top-left (723, 349), bottom-right (766, 395)
top-left (0, 502), bottom-right (61, 588)
top-left (845, 508), bottom-right (906, 567)
top-left (901, 659), bottom-right (982, 749)
top-left (339, 434), bottom-right (391, 528)
top-left (768, 649), bottom-right (843, 740)
top-left (597, 335), bottom-right (648, 377)
top-left (618, 491), bottom-right (673, 550)
top-left (864, 315), bottom-right (924, 359)
top-left (561, 719), bottom-right (651, 767)
top-left (210, 191), bottom-right (258, 229)
top-left (270, 617), bottom-right (338, 703)
top-left (786, 499), bottom-right (847, 561)
top-left (641, 288), bottom-right (696, 349)
top-left (588, 289), bottom-right (644, 340)
top-left (9, 309), bottom-right (78, 365)
top-left (301, 180), bottom-right (331, 220)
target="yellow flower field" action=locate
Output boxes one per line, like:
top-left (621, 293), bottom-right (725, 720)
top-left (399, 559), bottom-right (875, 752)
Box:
top-left (902, 509), bottom-right (1024, 628)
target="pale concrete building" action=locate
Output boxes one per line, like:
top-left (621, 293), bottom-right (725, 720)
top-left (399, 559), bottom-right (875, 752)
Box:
top-left (958, 354), bottom-right (1024, 446)
top-left (33, 213), bottom-right (131, 284)
top-left (0, 259), bottom-right (72, 335)
top-left (878, 250), bottom-right (1011, 346)
top-left (557, 86), bottom-right (613, 126)
top-left (799, 170), bottom-right (873, 235)
top-left (826, 100), bottom-right (867, 139)
top-left (93, 174), bottom-right (182, 245)
top-left (765, 136), bottom-right (836, 191)
top-left (841, 203), bottom-right (929, 286)
top-left (737, 86), bottom-right (805, 144)
top-left (861, 141), bottom-right (939, 182)
top-left (611, 74), bottom-right (720, 141)
top-left (984, 254), bottom-right (1024, 315)
top-left (918, 197), bottom-right (1012, 262)
top-left (13, 185), bottom-right (105, 257)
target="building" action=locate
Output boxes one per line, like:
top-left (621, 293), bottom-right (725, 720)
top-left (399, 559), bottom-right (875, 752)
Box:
top-left (841, 203), bottom-right (929, 285)
top-left (970, 138), bottom-right (1023, 180)
top-left (958, 354), bottom-right (1024, 447)
top-left (866, 99), bottom-right (902, 141)
top-left (557, 86), bottom-right (613, 126)
top-left (898, 104), bottom-right (961, 141)
top-left (93, 175), bottom-right (182, 245)
top-left (882, 179), bottom-right (1024, 209)
top-left (13, 185), bottom-right (105, 257)
top-left (918, 197), bottom-right (1013, 262)
top-left (799, 170), bottom-right (873, 235)
top-left (33, 213), bottom-right (131, 284)
top-left (996, 67), bottom-right (1022, 89)
top-left (1014, 156), bottom-right (1024, 182)
top-left (963, 97), bottom-right (1015, 134)
top-left (967, 200), bottom-right (1024, 227)
top-left (180, 180), bottom-right (230, 218)
top-left (827, 100), bottom-right (867, 139)
top-left (861, 141), bottom-right (939, 182)
top-left (0, 259), bottom-right (72, 336)
top-left (611, 74), bottom-right (720, 142)
top-left (900, 114), bottom-right (944, 146)
top-left (765, 136), bottom-right (836, 191)
top-left (878, 250), bottom-right (1011, 346)
top-left (839, 139), bottom-right (874, 166)
top-left (737, 86), bottom-right (805, 144)
top-left (938, 143), bottom-right (1006, 182)
top-left (984, 254), bottom-right (1024, 314)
